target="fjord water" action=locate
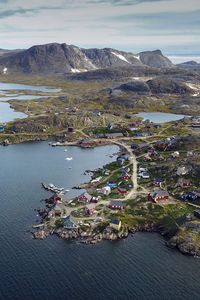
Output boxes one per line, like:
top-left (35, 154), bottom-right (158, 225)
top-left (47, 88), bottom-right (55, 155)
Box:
top-left (0, 142), bottom-right (200, 300)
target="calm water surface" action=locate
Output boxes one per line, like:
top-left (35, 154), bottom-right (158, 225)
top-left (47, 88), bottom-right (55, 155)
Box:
top-left (0, 82), bottom-right (60, 122)
top-left (0, 142), bottom-right (200, 299)
top-left (0, 102), bottom-right (27, 122)
top-left (135, 112), bottom-right (188, 123)
top-left (0, 82), bottom-right (60, 92)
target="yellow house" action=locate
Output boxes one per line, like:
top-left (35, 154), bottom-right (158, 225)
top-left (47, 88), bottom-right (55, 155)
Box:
top-left (110, 219), bottom-right (122, 231)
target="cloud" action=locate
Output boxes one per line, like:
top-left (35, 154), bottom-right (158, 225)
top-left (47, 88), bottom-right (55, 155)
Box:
top-left (0, 8), bottom-right (36, 18)
top-left (86, 0), bottom-right (169, 5)
top-left (0, 0), bottom-right (199, 55)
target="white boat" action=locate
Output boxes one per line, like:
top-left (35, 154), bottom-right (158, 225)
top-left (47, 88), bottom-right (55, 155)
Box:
top-left (64, 149), bottom-right (68, 152)
top-left (66, 157), bottom-right (73, 161)
top-left (65, 189), bottom-right (70, 192)
top-left (49, 183), bottom-right (56, 188)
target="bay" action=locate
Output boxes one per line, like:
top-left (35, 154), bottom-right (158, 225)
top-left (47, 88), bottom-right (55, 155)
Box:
top-left (0, 142), bottom-right (200, 300)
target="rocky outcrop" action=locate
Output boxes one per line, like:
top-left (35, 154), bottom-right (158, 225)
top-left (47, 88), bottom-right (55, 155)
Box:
top-left (139, 50), bottom-right (174, 68)
top-left (167, 221), bottom-right (200, 257)
top-left (37, 226), bottom-right (129, 244)
top-left (113, 76), bottom-right (192, 95)
top-left (147, 77), bottom-right (191, 94)
top-left (33, 229), bottom-right (50, 240)
top-left (115, 81), bottom-right (151, 95)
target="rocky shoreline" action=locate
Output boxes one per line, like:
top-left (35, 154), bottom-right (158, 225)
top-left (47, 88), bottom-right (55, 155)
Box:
top-left (32, 222), bottom-right (156, 245)
top-left (32, 221), bottom-right (200, 257)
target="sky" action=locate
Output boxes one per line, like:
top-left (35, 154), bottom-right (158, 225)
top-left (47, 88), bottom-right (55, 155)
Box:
top-left (0, 0), bottom-right (199, 55)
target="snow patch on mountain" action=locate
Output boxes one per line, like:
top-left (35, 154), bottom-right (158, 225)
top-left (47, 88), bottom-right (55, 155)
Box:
top-left (71, 68), bottom-right (81, 73)
top-left (111, 52), bottom-right (130, 64)
top-left (133, 55), bottom-right (140, 61)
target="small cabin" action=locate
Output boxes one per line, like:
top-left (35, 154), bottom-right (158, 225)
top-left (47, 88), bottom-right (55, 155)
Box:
top-left (63, 215), bottom-right (78, 229)
top-left (78, 192), bottom-right (92, 203)
top-left (118, 188), bottom-right (128, 195)
top-left (110, 219), bottom-right (122, 231)
top-left (101, 186), bottom-right (111, 195)
top-left (148, 191), bottom-right (169, 203)
top-left (108, 200), bottom-right (125, 210)
top-left (85, 203), bottom-right (96, 215)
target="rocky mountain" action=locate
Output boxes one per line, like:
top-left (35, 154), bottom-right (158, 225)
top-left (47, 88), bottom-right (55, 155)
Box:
top-left (177, 61), bottom-right (200, 71)
top-left (139, 50), bottom-right (174, 68)
top-left (113, 77), bottom-right (192, 95)
top-left (0, 49), bottom-right (12, 56)
top-left (0, 43), bottom-right (175, 75)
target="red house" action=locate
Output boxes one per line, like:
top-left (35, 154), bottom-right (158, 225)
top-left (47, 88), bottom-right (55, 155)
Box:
top-left (85, 203), bottom-right (96, 215)
top-left (78, 192), bottom-right (92, 203)
top-left (108, 200), bottom-right (125, 210)
top-left (121, 175), bottom-right (131, 180)
top-left (176, 178), bottom-right (192, 188)
top-left (148, 190), bottom-right (169, 203)
top-left (118, 188), bottom-right (128, 195)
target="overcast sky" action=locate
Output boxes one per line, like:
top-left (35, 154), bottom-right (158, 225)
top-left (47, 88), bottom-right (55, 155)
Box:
top-left (0, 0), bottom-right (199, 55)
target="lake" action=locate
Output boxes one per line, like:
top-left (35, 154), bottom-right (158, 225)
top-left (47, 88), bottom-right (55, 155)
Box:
top-left (0, 142), bottom-right (200, 300)
top-left (0, 82), bottom-right (60, 122)
top-left (0, 101), bottom-right (27, 122)
top-left (135, 112), bottom-right (188, 123)
top-left (0, 82), bottom-right (60, 92)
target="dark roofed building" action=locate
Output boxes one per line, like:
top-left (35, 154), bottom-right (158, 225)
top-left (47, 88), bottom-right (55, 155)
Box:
top-left (108, 200), bottom-right (125, 210)
top-left (63, 215), bottom-right (78, 229)
top-left (110, 219), bottom-right (122, 230)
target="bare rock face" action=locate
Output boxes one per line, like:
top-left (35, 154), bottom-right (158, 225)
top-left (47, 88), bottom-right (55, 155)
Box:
top-left (147, 77), bottom-right (191, 94)
top-left (167, 221), bottom-right (200, 257)
top-left (139, 50), bottom-right (174, 68)
top-left (115, 81), bottom-right (151, 95)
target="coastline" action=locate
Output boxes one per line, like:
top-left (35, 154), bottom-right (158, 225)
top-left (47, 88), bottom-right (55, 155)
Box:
top-left (32, 219), bottom-right (200, 257)
top-left (31, 141), bottom-right (200, 258)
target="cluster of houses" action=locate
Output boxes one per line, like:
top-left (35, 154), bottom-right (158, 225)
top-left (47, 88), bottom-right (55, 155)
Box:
top-left (78, 192), bottom-right (101, 216)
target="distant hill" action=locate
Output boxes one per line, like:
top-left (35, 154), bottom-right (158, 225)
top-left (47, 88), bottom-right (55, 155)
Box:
top-left (0, 43), bottom-right (175, 75)
top-left (177, 60), bottom-right (200, 71)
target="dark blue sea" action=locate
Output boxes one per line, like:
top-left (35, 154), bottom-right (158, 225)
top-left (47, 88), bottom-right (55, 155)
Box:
top-left (0, 142), bottom-right (200, 300)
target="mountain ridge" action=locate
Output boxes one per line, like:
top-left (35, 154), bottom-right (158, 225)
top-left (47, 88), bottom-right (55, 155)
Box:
top-left (0, 42), bottom-right (175, 75)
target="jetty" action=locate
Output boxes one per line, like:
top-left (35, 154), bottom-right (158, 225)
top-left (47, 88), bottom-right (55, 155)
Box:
top-left (41, 182), bottom-right (65, 194)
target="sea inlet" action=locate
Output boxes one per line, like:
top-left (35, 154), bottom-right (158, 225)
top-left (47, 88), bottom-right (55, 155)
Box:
top-left (0, 142), bottom-right (200, 300)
